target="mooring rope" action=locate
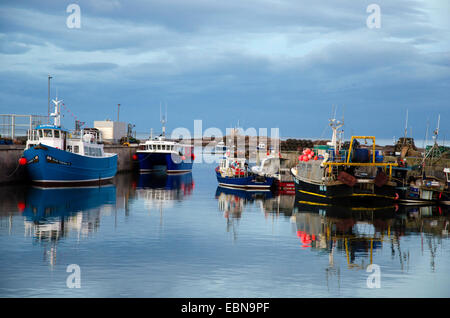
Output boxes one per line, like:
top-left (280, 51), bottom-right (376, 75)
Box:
top-left (5, 161), bottom-right (21, 178)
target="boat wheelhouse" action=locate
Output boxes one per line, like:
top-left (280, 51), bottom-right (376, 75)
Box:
top-left (22, 97), bottom-right (117, 185)
top-left (212, 141), bottom-right (228, 154)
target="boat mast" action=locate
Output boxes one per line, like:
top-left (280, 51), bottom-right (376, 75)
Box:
top-left (328, 105), bottom-right (344, 154)
top-left (433, 114), bottom-right (440, 146)
top-left (423, 114), bottom-right (441, 168)
top-left (160, 102), bottom-right (167, 138)
top-left (50, 97), bottom-right (62, 127)
top-left (404, 109), bottom-right (409, 140)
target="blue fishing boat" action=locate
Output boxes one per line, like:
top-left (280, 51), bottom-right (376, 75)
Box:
top-left (21, 98), bottom-right (117, 186)
top-left (215, 155), bottom-right (274, 190)
top-left (136, 108), bottom-right (194, 173)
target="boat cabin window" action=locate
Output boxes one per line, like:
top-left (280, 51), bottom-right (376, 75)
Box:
top-left (84, 146), bottom-right (102, 157)
top-left (67, 145), bottom-right (72, 152)
top-left (44, 129), bottom-right (53, 137)
top-left (38, 130), bottom-right (43, 138)
top-left (54, 130), bottom-right (60, 138)
top-left (74, 145), bottom-right (79, 153)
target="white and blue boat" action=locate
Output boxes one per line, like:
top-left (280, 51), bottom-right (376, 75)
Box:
top-left (215, 154), bottom-right (274, 191)
top-left (21, 98), bottom-right (117, 186)
top-left (136, 111), bottom-right (194, 174)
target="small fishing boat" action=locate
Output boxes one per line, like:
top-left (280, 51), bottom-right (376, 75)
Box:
top-left (21, 98), bottom-right (117, 186)
top-left (394, 119), bottom-right (449, 205)
top-left (251, 150), bottom-right (295, 194)
top-left (136, 109), bottom-right (194, 173)
top-left (215, 154), bottom-right (274, 190)
top-left (291, 116), bottom-right (398, 205)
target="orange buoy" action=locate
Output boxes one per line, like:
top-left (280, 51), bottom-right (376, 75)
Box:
top-left (132, 154), bottom-right (138, 160)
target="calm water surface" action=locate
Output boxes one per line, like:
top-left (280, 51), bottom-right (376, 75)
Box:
top-left (0, 158), bottom-right (449, 297)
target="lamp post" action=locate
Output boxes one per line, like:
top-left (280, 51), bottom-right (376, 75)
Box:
top-left (48, 74), bottom-right (52, 123)
top-left (117, 103), bottom-right (120, 122)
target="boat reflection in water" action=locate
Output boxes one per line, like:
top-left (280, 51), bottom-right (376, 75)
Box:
top-left (215, 187), bottom-right (295, 238)
top-left (215, 187), bottom-right (274, 219)
top-left (22, 185), bottom-right (116, 266)
top-left (292, 201), bottom-right (449, 281)
top-left (135, 172), bottom-right (194, 214)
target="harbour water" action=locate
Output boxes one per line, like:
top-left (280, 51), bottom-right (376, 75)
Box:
top-left (0, 154), bottom-right (449, 298)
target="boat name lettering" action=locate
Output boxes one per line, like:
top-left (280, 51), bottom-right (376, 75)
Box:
top-left (46, 155), bottom-right (72, 166)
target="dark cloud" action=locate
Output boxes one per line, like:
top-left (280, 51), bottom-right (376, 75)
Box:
top-left (0, 0), bottom-right (448, 139)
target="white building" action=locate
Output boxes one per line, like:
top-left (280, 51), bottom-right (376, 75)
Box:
top-left (94, 120), bottom-right (127, 143)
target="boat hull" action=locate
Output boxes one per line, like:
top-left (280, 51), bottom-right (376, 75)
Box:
top-left (293, 174), bottom-right (397, 205)
top-left (137, 152), bottom-right (193, 173)
top-left (216, 171), bottom-right (274, 190)
top-left (23, 144), bottom-right (117, 186)
top-left (395, 184), bottom-right (448, 205)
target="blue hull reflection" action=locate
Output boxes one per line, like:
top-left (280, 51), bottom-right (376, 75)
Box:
top-left (137, 172), bottom-right (194, 191)
top-left (22, 185), bottom-right (116, 222)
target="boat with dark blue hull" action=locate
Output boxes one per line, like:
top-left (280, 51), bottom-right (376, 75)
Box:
top-left (137, 146), bottom-right (194, 173)
top-left (215, 156), bottom-right (274, 190)
top-left (21, 97), bottom-right (117, 186)
top-left (136, 109), bottom-right (194, 173)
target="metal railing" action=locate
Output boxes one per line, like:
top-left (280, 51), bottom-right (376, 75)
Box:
top-left (0, 114), bottom-right (49, 140)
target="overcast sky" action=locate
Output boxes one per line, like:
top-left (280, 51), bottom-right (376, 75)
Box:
top-left (0, 0), bottom-right (449, 141)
